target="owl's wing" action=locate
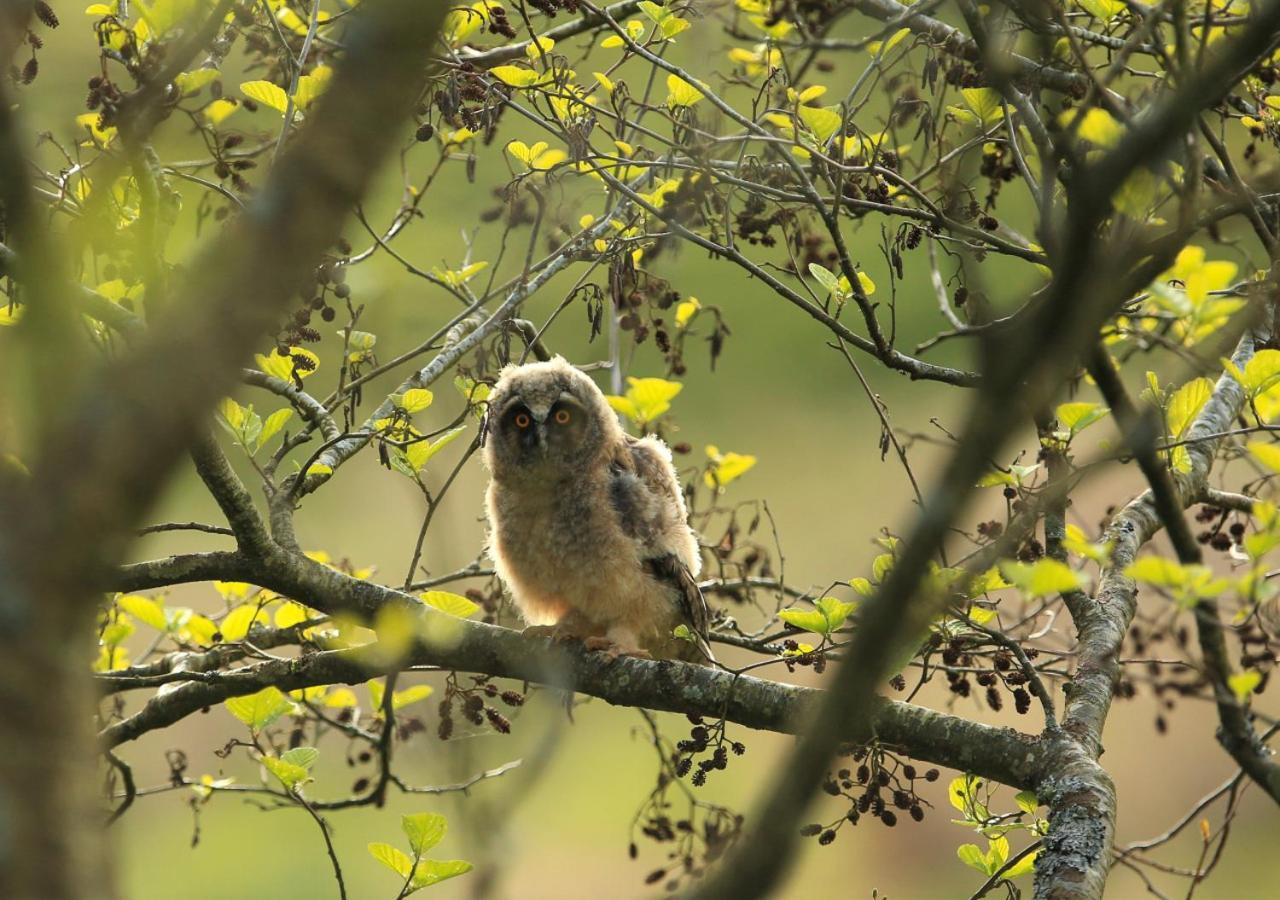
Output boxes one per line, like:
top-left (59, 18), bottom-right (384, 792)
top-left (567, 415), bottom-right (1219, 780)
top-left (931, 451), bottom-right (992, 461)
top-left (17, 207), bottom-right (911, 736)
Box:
top-left (610, 436), bottom-right (714, 661)
top-left (644, 553), bottom-right (714, 662)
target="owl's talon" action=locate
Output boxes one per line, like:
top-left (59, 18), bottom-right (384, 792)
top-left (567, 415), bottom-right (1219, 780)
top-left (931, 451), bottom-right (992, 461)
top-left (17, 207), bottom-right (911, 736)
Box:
top-left (584, 636), bottom-right (651, 660)
top-left (523, 623), bottom-right (585, 645)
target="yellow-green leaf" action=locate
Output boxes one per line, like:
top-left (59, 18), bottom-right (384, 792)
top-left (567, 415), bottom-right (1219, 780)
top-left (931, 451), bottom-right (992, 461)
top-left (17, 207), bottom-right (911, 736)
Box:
top-left (402, 812), bottom-right (447, 855)
top-left (666, 73), bottom-right (704, 107)
top-left (798, 104), bottom-right (843, 143)
top-left (1228, 669), bottom-right (1262, 702)
top-left (607, 377), bottom-right (682, 426)
top-left (1000, 559), bottom-right (1085, 598)
top-left (1057, 401), bottom-right (1110, 436)
top-left (175, 68), bottom-right (219, 97)
top-left (675, 297), bottom-right (701, 327)
top-left (704, 445), bottom-right (756, 489)
top-left (1224, 348), bottom-right (1280, 396)
top-left (411, 860), bottom-right (473, 889)
top-left (404, 426), bottom-right (467, 473)
top-left (225, 687), bottom-right (293, 731)
top-left (220, 604), bottom-right (267, 641)
top-left (257, 408), bottom-right (293, 450)
top-left (261, 756), bottom-right (307, 790)
top-left (400, 388), bottom-right (434, 414)
top-left (392, 684), bottom-right (435, 710)
top-left (368, 842), bottom-right (414, 878)
top-left (490, 65), bottom-right (540, 87)
top-left (420, 590), bottom-right (480, 619)
top-left (1166, 377), bottom-right (1212, 436)
top-left (240, 80), bottom-right (290, 113)
top-left (960, 88), bottom-right (1004, 125)
top-left (1248, 441), bottom-right (1280, 473)
top-left (116, 594), bottom-right (167, 631)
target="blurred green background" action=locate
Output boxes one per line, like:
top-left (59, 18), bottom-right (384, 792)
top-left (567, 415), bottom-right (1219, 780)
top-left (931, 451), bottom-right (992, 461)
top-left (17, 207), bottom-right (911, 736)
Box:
top-left (13, 2), bottom-right (1278, 897)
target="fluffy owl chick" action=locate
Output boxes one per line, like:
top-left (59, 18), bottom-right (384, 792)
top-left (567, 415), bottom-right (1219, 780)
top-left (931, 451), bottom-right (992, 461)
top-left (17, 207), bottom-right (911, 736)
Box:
top-left (483, 356), bottom-right (711, 662)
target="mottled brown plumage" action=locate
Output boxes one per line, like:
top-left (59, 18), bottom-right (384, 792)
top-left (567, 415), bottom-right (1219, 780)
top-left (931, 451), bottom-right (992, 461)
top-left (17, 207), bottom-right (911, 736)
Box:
top-left (482, 357), bottom-right (710, 661)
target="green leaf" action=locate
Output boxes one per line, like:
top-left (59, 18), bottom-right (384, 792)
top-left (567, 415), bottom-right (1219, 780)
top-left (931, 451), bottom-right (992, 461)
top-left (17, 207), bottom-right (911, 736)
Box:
top-left (1014, 790), bottom-right (1039, 815)
top-left (402, 812), bottom-right (447, 856)
top-left (1070, 107), bottom-right (1123, 147)
top-left (1078, 0), bottom-right (1125, 19)
top-left (368, 678), bottom-right (386, 711)
top-left (1166, 377), bottom-right (1213, 437)
top-left (392, 684), bottom-right (435, 710)
top-left (815, 596), bottom-right (857, 630)
top-left (638, 0), bottom-right (667, 21)
top-left (1005, 847), bottom-right (1038, 879)
top-left (1124, 555), bottom-right (1187, 588)
top-left (261, 755), bottom-right (309, 791)
top-left (798, 105), bottom-right (843, 143)
top-left (957, 843), bottom-right (988, 874)
top-left (405, 426), bottom-right (467, 473)
top-left (490, 65), bottom-right (541, 87)
top-left (1056, 401), bottom-right (1109, 437)
top-left (1228, 669), bottom-right (1262, 702)
top-left (985, 835), bottom-right (1009, 872)
top-left (420, 590), bottom-right (480, 619)
top-left (175, 68), bottom-right (219, 97)
top-left (808, 262), bottom-right (840, 294)
top-left (400, 388), bottom-right (434, 414)
top-left (704, 446), bottom-right (757, 489)
top-left (666, 73), bottom-right (704, 107)
top-left (257, 408), bottom-right (293, 450)
top-left (960, 87), bottom-right (1004, 125)
top-left (220, 603), bottom-right (267, 641)
top-left (999, 559), bottom-right (1085, 598)
top-left (949, 774), bottom-right (984, 814)
top-left (968, 567), bottom-right (1010, 596)
top-left (977, 469), bottom-right (1016, 487)
top-left (872, 552), bottom-right (894, 582)
top-left (410, 859), bottom-right (473, 890)
top-left (116, 594), bottom-right (167, 631)
top-left (1124, 557), bottom-right (1231, 604)
top-left (606, 377), bottom-right (682, 425)
top-left (240, 80), bottom-right (290, 113)
top-left (368, 842), bottom-right (414, 878)
top-left (225, 687), bottom-right (293, 731)
top-left (1248, 441), bottom-right (1280, 474)
top-left (775, 597), bottom-right (856, 636)
top-left (1223, 348), bottom-right (1280, 396)
top-left (778, 608), bottom-right (833, 634)
top-left (281, 747), bottom-right (319, 770)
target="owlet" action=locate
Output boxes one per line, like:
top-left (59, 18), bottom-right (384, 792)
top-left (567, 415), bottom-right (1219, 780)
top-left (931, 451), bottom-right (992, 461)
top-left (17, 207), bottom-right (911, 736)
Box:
top-left (482, 357), bottom-right (712, 662)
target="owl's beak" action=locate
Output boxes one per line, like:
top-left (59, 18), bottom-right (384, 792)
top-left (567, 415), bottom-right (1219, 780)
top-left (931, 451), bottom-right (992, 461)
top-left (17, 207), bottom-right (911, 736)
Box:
top-left (532, 415), bottom-right (549, 454)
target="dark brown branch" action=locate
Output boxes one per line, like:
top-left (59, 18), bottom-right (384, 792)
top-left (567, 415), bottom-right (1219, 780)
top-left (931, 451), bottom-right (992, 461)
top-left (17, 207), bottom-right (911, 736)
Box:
top-left (189, 434), bottom-right (274, 557)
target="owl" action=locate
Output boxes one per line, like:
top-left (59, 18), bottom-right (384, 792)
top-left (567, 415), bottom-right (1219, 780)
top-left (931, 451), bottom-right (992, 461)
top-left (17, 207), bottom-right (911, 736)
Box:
top-left (482, 356), bottom-right (712, 662)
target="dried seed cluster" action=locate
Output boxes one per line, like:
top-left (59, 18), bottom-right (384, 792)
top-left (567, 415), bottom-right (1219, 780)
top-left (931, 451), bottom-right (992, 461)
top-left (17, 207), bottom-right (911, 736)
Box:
top-left (801, 745), bottom-right (939, 845)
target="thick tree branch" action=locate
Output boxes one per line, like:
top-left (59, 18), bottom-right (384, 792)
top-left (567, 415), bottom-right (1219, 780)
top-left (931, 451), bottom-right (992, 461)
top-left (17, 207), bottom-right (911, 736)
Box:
top-left (189, 434), bottom-right (274, 557)
top-left (1041, 328), bottom-right (1262, 899)
top-left (99, 625), bottom-right (1048, 792)
top-left (99, 549), bottom-right (1047, 792)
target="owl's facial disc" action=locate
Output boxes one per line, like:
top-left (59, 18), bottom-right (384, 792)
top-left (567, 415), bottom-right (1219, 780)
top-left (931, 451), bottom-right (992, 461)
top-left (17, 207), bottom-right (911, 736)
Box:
top-left (496, 390), bottom-right (593, 470)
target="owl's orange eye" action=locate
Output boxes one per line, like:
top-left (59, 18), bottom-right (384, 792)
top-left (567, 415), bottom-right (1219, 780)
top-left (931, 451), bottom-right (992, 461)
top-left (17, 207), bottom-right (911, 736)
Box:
top-left (554, 408), bottom-right (571, 425)
top-left (514, 412), bottom-right (532, 428)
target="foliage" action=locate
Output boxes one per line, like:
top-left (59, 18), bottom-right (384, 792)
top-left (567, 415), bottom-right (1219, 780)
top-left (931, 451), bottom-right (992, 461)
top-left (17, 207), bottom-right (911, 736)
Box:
top-left (1, 0), bottom-right (1278, 897)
